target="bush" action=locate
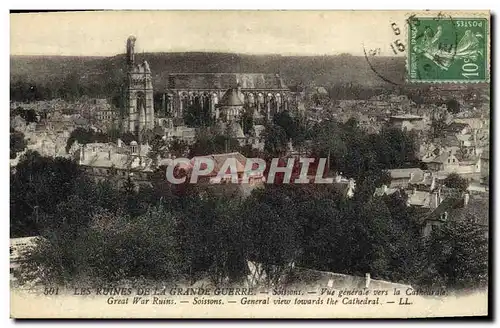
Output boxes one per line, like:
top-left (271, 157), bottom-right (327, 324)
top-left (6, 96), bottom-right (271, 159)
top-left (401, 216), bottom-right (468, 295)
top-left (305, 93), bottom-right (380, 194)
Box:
top-left (444, 173), bottom-right (469, 192)
top-left (19, 206), bottom-right (182, 285)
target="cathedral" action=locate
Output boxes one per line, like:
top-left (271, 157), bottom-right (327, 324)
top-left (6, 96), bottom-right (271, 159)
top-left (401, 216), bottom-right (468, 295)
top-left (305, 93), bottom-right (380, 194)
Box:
top-left (122, 36), bottom-right (292, 134)
top-left (162, 73), bottom-right (292, 122)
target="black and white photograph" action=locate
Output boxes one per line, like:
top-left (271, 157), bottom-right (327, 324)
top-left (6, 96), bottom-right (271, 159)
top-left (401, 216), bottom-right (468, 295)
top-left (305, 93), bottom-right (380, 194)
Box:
top-left (9, 10), bottom-right (490, 318)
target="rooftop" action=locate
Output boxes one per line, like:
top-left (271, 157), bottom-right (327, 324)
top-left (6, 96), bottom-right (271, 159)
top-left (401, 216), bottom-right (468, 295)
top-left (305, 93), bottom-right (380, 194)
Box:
top-left (445, 122), bottom-right (471, 133)
top-left (168, 73), bottom-right (288, 90)
top-left (188, 152), bottom-right (249, 176)
top-left (389, 114), bottom-right (423, 121)
top-left (388, 168), bottom-right (424, 179)
top-left (373, 186), bottom-right (399, 197)
top-left (220, 87), bottom-right (244, 107)
top-left (407, 190), bottom-right (431, 208)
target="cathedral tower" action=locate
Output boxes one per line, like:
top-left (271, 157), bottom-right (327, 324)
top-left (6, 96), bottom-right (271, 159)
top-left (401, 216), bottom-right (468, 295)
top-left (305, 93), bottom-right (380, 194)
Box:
top-left (125, 36), bottom-right (154, 134)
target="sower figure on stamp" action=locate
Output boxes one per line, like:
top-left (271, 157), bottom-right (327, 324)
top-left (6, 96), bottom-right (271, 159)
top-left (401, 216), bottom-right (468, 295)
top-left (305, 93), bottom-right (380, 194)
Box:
top-left (414, 25), bottom-right (484, 71)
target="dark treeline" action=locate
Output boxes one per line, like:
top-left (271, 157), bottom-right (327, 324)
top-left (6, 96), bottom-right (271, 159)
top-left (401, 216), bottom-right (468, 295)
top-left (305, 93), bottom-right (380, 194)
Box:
top-left (12, 148), bottom-right (487, 292)
top-left (327, 83), bottom-right (392, 100)
top-left (262, 112), bottom-right (418, 186)
top-left (10, 76), bottom-right (124, 106)
top-left (310, 118), bottom-right (419, 179)
top-left (10, 128), bottom-right (27, 159)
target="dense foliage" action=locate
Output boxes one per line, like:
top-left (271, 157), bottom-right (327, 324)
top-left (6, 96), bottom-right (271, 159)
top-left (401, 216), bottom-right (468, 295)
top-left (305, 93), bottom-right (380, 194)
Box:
top-left (444, 173), bottom-right (470, 192)
top-left (10, 128), bottom-right (27, 159)
top-left (11, 150), bottom-right (488, 291)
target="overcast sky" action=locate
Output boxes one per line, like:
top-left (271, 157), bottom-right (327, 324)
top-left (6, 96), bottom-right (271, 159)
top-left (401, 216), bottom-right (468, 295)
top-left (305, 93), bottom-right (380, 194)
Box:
top-left (9, 10), bottom-right (487, 57)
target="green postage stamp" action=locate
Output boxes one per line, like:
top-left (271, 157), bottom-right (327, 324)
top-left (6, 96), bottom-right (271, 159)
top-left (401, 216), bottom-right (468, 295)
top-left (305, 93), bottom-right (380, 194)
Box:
top-left (407, 16), bottom-right (489, 83)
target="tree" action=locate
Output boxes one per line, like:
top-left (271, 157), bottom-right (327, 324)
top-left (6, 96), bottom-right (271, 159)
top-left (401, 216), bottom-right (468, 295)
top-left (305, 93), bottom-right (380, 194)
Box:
top-left (10, 151), bottom-right (87, 237)
top-left (298, 198), bottom-right (348, 272)
top-left (65, 127), bottom-right (95, 153)
top-left (10, 128), bottom-right (27, 159)
top-left (169, 138), bottom-right (189, 158)
top-left (242, 186), bottom-right (301, 286)
top-left (121, 176), bottom-right (143, 217)
top-left (444, 173), bottom-right (469, 192)
top-left (419, 218), bottom-right (488, 290)
top-left (263, 124), bottom-right (289, 157)
top-left (147, 135), bottom-right (168, 167)
top-left (273, 110), bottom-right (309, 148)
top-left (376, 127), bottom-right (418, 168)
top-left (456, 145), bottom-right (471, 161)
top-left (119, 132), bottom-right (136, 145)
top-left (430, 109), bottom-right (448, 139)
top-left (188, 133), bottom-right (240, 157)
top-left (446, 99), bottom-right (461, 114)
top-left (20, 204), bottom-right (182, 284)
top-left (240, 108), bottom-right (254, 135)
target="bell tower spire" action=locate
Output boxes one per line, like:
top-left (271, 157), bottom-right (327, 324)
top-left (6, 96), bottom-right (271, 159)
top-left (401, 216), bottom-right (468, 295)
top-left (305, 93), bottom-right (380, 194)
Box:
top-left (123, 36), bottom-right (155, 135)
top-left (126, 35), bottom-right (136, 68)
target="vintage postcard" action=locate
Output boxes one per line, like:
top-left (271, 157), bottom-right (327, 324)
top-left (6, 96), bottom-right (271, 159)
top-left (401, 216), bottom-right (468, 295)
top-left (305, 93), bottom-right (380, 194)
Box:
top-left (10, 10), bottom-right (490, 319)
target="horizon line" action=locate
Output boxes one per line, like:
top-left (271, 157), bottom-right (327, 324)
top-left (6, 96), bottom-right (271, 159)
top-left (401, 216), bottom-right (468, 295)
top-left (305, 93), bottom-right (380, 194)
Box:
top-left (10, 52), bottom-right (401, 58)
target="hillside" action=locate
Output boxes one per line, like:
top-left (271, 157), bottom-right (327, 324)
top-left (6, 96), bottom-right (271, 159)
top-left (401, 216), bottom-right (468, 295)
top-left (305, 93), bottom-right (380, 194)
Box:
top-left (10, 53), bottom-right (406, 93)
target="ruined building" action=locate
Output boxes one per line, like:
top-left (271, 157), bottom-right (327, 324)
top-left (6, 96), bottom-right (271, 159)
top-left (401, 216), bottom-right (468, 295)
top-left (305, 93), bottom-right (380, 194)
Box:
top-left (162, 73), bottom-right (292, 123)
top-left (124, 36), bottom-right (154, 134)
top-left (121, 36), bottom-right (292, 133)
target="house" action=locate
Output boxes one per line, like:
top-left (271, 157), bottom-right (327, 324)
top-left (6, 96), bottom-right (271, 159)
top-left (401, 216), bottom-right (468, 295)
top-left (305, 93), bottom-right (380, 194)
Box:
top-left (388, 114), bottom-right (425, 131)
top-left (453, 117), bottom-right (485, 130)
top-left (76, 141), bottom-right (154, 186)
top-left (387, 168), bottom-right (424, 188)
top-left (444, 122), bottom-right (472, 135)
top-left (165, 125), bottom-right (197, 144)
top-left (426, 151), bottom-right (460, 172)
top-left (408, 172), bottom-right (436, 192)
top-left (189, 152), bottom-right (250, 183)
top-left (422, 145), bottom-right (482, 180)
top-left (179, 152), bottom-right (265, 186)
top-left (407, 190), bottom-right (433, 208)
top-left (419, 191), bottom-right (488, 238)
top-left (172, 152), bottom-right (265, 198)
top-left (419, 194), bottom-right (468, 237)
top-left (373, 185), bottom-right (400, 197)
top-left (332, 175), bottom-right (356, 199)
top-left (419, 142), bottom-right (440, 162)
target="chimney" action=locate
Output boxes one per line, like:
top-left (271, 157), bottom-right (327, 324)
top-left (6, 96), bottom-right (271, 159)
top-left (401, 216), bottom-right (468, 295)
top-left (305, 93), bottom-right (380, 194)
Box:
top-left (79, 145), bottom-right (85, 163)
top-left (365, 273), bottom-right (371, 288)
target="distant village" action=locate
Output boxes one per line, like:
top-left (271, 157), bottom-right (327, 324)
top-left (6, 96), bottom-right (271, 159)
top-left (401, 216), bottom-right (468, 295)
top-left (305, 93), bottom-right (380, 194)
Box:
top-left (10, 36), bottom-right (490, 253)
